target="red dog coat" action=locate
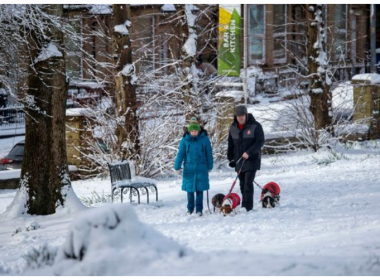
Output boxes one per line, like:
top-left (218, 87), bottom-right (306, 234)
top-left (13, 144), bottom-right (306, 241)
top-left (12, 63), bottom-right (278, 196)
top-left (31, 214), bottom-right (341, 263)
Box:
top-left (260, 182), bottom-right (281, 201)
top-left (223, 193), bottom-right (241, 209)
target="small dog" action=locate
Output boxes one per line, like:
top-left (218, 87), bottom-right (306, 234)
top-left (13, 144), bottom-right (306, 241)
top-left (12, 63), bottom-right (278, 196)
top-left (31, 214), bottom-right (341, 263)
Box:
top-left (211, 193), bottom-right (241, 215)
top-left (260, 182), bottom-right (281, 208)
top-left (220, 193), bottom-right (241, 215)
top-left (211, 193), bottom-right (225, 212)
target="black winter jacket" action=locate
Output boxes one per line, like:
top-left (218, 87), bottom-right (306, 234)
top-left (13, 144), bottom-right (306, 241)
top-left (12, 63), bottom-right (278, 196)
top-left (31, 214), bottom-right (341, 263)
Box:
top-left (227, 113), bottom-right (265, 172)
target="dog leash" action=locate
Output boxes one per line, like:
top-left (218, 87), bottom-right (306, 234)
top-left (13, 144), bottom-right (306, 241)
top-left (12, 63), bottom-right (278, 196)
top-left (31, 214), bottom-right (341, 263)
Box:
top-left (210, 157), bottom-right (245, 214)
top-left (206, 190), bottom-right (211, 214)
top-left (226, 158), bottom-right (246, 196)
top-left (253, 180), bottom-right (263, 190)
top-left (235, 156), bottom-right (243, 165)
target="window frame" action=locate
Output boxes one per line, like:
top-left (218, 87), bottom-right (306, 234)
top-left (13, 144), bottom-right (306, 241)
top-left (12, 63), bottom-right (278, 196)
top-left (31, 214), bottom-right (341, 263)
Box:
top-left (248, 4), bottom-right (266, 65)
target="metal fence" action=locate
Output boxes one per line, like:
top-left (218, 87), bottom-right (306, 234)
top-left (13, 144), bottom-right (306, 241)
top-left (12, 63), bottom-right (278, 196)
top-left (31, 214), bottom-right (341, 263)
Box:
top-left (0, 106), bottom-right (25, 127)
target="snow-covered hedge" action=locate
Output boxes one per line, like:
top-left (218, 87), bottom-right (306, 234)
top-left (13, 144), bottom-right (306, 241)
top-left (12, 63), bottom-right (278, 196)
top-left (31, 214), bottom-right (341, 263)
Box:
top-left (27, 204), bottom-right (187, 275)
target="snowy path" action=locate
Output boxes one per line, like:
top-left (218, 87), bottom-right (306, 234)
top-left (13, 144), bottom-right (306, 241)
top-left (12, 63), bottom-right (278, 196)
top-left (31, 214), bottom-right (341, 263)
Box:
top-left (134, 149), bottom-right (380, 274)
top-left (0, 142), bottom-right (380, 275)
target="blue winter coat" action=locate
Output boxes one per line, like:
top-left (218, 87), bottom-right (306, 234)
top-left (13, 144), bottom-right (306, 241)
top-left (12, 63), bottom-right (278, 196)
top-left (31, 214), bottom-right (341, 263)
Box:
top-left (174, 130), bottom-right (213, 192)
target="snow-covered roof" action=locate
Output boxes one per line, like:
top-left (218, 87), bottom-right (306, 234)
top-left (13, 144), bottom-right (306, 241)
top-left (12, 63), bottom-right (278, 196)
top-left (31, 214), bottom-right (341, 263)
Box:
top-left (161, 4), bottom-right (176, 12)
top-left (64, 4), bottom-right (153, 13)
top-left (87, 3), bottom-right (202, 15)
top-left (215, 91), bottom-right (244, 102)
top-left (161, 4), bottom-right (199, 12)
top-left (66, 108), bottom-right (94, 117)
top-left (352, 73), bottom-right (380, 84)
top-left (89, 5), bottom-right (112, 15)
top-left (69, 80), bottom-right (104, 89)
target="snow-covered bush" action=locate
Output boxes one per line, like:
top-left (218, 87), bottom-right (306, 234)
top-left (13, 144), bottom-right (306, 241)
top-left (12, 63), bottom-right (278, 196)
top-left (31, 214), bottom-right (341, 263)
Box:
top-left (23, 244), bottom-right (58, 270)
top-left (80, 190), bottom-right (112, 207)
top-left (30, 204), bottom-right (187, 275)
top-left (25, 221), bottom-right (41, 232)
top-left (256, 78), bottom-right (365, 153)
top-left (312, 150), bottom-right (349, 166)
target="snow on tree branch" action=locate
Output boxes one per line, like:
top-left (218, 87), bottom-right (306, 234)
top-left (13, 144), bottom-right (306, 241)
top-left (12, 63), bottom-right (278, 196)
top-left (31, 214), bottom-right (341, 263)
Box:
top-left (183, 4), bottom-right (197, 57)
top-left (114, 20), bottom-right (131, 35)
top-left (34, 42), bottom-right (63, 64)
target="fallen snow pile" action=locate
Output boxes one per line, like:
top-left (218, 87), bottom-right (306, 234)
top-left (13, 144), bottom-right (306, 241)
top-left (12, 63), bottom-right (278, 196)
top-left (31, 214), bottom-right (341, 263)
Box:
top-left (1, 184), bottom-right (85, 221)
top-left (26, 204), bottom-right (187, 275)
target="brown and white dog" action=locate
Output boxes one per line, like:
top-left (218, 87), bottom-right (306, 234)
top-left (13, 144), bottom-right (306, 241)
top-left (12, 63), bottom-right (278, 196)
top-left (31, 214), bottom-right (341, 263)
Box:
top-left (211, 193), bottom-right (241, 215)
top-left (260, 182), bottom-right (281, 208)
top-left (211, 193), bottom-right (225, 212)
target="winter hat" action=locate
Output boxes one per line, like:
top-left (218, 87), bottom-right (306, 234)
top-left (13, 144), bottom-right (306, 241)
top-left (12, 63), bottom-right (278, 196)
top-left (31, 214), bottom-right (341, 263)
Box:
top-left (188, 117), bottom-right (201, 132)
top-left (235, 105), bottom-right (247, 116)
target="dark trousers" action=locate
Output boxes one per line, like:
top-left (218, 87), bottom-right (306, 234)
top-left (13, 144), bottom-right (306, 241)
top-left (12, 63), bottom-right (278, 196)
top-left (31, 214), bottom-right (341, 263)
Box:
top-left (238, 170), bottom-right (257, 211)
top-left (187, 191), bottom-right (203, 213)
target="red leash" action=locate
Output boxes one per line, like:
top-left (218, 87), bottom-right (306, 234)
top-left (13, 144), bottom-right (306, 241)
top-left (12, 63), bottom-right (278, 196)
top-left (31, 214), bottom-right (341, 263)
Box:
top-left (226, 158), bottom-right (246, 196)
top-left (208, 157), bottom-right (246, 214)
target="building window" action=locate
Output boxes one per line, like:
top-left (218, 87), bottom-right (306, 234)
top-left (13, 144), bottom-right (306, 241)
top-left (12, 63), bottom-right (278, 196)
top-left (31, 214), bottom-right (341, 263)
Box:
top-left (249, 5), bottom-right (266, 64)
top-left (332, 4), bottom-right (347, 60)
top-left (273, 5), bottom-right (287, 63)
top-left (88, 21), bottom-right (99, 75)
top-left (132, 16), bottom-right (155, 74)
top-left (291, 5), bottom-right (307, 64)
top-left (158, 34), bottom-right (169, 75)
top-left (65, 17), bottom-right (82, 80)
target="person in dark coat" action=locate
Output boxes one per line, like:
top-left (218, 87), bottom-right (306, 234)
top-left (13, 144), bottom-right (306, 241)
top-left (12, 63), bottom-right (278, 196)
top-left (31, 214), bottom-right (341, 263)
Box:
top-left (0, 91), bottom-right (7, 117)
top-left (0, 93), bottom-right (6, 108)
top-left (227, 105), bottom-right (265, 211)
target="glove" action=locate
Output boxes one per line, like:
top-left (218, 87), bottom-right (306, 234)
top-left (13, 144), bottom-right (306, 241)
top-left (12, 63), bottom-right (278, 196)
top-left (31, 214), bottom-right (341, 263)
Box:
top-left (229, 161), bottom-right (236, 168)
top-left (175, 169), bottom-right (182, 176)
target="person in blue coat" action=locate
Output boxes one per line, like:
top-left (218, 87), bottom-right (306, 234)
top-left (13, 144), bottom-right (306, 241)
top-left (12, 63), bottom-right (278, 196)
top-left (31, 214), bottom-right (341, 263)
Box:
top-left (174, 117), bottom-right (213, 216)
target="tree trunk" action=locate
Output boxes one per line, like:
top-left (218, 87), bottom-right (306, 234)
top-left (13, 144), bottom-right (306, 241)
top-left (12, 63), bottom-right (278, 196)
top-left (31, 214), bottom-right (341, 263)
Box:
top-left (175, 4), bottom-right (198, 119)
top-left (22, 4), bottom-right (70, 215)
top-left (112, 4), bottom-right (140, 161)
top-left (306, 4), bottom-right (332, 131)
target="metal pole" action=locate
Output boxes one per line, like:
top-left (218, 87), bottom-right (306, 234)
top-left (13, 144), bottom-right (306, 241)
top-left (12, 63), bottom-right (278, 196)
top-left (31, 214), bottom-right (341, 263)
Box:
top-left (243, 4), bottom-right (248, 104)
top-left (351, 9), bottom-right (357, 77)
top-left (370, 4), bottom-right (377, 73)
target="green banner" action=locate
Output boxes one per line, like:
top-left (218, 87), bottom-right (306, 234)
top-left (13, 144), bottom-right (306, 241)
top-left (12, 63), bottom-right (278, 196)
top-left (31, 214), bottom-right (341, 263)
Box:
top-left (218, 5), bottom-right (241, 77)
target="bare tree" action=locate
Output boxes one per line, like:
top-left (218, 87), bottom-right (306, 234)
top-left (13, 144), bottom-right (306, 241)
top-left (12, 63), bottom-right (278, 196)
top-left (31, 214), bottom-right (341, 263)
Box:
top-left (19, 5), bottom-right (73, 215)
top-left (76, 5), bottom-right (218, 177)
top-left (112, 4), bottom-right (140, 161)
top-left (174, 4), bottom-right (200, 113)
top-left (36, 5), bottom-right (225, 178)
top-left (306, 4), bottom-right (333, 132)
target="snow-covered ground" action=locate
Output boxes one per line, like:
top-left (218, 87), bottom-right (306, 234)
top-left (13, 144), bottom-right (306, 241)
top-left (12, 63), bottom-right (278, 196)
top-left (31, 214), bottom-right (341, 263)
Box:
top-left (1, 139), bottom-right (380, 275)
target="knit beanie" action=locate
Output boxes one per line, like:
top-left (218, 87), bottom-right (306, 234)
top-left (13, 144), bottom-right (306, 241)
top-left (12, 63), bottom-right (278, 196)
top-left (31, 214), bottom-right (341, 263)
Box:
top-left (235, 105), bottom-right (248, 117)
top-left (189, 118), bottom-right (201, 132)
